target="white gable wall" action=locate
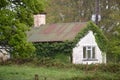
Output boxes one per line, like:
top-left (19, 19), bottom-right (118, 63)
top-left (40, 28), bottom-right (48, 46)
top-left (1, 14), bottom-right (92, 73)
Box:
top-left (72, 31), bottom-right (106, 64)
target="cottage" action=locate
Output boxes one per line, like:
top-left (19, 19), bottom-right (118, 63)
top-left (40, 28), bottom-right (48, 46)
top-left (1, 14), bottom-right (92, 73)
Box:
top-left (27, 14), bottom-right (107, 64)
top-left (72, 30), bottom-right (106, 64)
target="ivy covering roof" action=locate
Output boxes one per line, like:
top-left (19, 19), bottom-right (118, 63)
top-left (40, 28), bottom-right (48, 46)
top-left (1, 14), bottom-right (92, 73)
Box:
top-left (73, 21), bottom-right (108, 52)
top-left (27, 22), bottom-right (86, 42)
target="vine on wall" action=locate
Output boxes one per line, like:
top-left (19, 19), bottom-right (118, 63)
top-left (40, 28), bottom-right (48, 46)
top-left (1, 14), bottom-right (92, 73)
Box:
top-left (34, 21), bottom-right (108, 59)
top-left (34, 41), bottom-right (73, 58)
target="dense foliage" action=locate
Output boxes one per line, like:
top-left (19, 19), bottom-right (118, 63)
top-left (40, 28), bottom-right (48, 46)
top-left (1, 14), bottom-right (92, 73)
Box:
top-left (0, 0), bottom-right (46, 58)
top-left (107, 26), bottom-right (120, 62)
top-left (34, 21), bottom-right (107, 62)
top-left (34, 41), bottom-right (73, 63)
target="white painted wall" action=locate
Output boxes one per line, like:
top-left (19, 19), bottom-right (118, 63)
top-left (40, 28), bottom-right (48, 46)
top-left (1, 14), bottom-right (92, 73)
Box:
top-left (72, 31), bottom-right (106, 64)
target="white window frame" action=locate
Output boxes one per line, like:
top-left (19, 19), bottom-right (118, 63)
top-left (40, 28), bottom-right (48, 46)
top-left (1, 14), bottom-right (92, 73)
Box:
top-left (83, 46), bottom-right (96, 60)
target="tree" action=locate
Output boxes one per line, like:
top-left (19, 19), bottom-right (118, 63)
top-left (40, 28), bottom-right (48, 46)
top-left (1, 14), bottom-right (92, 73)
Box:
top-left (46, 0), bottom-right (95, 23)
top-left (46, 0), bottom-right (120, 33)
top-left (0, 0), bottom-right (46, 58)
top-left (107, 25), bottom-right (120, 62)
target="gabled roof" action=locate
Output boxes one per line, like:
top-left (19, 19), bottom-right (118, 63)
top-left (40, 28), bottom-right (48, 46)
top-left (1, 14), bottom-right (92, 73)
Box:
top-left (73, 21), bottom-right (108, 52)
top-left (27, 22), bottom-right (87, 42)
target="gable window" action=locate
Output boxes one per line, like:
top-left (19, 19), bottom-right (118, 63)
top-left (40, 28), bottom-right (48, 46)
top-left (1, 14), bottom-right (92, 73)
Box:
top-left (83, 46), bottom-right (97, 61)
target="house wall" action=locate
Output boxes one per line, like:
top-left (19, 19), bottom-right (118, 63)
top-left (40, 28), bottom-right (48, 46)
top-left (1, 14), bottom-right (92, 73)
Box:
top-left (72, 31), bottom-right (106, 64)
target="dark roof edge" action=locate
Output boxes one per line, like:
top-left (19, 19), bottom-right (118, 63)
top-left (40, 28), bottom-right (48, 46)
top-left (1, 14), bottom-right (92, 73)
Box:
top-left (33, 40), bottom-right (63, 43)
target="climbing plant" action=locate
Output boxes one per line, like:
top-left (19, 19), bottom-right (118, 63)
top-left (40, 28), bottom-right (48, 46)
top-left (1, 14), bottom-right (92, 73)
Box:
top-left (73, 21), bottom-right (108, 52)
top-left (34, 21), bottom-right (108, 60)
top-left (34, 41), bottom-right (73, 58)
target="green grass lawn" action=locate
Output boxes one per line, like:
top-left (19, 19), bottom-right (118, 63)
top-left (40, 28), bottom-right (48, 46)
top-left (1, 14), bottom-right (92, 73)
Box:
top-left (0, 64), bottom-right (119, 80)
top-left (0, 65), bottom-right (84, 80)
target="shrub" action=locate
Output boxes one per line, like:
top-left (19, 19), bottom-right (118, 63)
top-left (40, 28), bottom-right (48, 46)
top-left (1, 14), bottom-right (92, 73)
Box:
top-left (98, 63), bottom-right (120, 73)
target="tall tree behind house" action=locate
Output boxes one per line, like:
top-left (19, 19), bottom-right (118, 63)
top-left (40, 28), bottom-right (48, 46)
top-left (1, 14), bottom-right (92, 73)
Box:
top-left (46, 0), bottom-right (120, 33)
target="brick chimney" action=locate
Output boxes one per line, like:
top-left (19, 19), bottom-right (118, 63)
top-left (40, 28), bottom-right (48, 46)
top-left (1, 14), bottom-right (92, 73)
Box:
top-left (34, 13), bottom-right (46, 27)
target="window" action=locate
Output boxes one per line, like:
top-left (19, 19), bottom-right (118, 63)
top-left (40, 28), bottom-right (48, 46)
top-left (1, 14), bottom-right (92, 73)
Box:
top-left (83, 46), bottom-right (96, 60)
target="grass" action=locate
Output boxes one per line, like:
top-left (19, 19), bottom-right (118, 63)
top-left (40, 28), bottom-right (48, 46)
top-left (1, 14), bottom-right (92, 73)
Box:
top-left (0, 65), bottom-right (84, 80)
top-left (0, 64), bottom-right (119, 80)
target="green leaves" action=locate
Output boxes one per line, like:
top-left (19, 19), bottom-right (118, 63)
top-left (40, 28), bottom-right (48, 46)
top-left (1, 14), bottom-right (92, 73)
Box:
top-left (74, 21), bottom-right (108, 52)
top-left (34, 41), bottom-right (73, 58)
top-left (107, 29), bottom-right (120, 62)
top-left (0, 9), bottom-right (15, 26)
top-left (22, 0), bottom-right (46, 14)
top-left (0, 0), bottom-right (46, 58)
top-left (0, 0), bottom-right (9, 8)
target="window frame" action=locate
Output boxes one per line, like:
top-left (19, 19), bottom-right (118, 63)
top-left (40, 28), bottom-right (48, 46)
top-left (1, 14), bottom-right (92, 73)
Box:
top-left (83, 46), bottom-right (97, 61)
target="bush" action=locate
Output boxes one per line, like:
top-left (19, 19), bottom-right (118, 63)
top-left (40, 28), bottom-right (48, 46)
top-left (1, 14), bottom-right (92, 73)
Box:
top-left (98, 63), bottom-right (120, 73)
